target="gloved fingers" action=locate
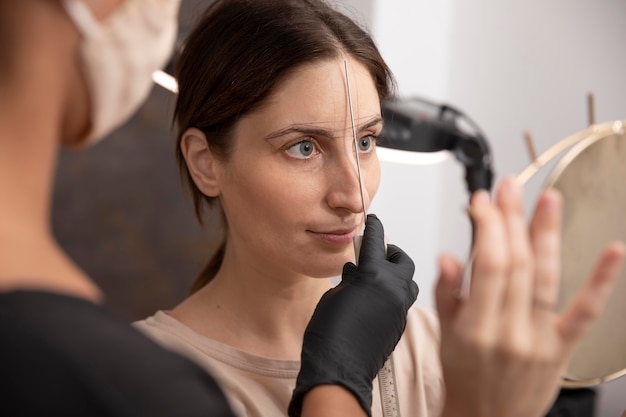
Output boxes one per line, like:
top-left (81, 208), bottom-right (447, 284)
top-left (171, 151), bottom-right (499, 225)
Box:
top-left (385, 244), bottom-right (415, 269)
top-left (408, 280), bottom-right (419, 304)
top-left (359, 213), bottom-right (386, 263)
top-left (378, 244), bottom-right (418, 306)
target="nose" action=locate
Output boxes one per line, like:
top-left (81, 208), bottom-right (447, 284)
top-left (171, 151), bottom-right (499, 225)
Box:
top-left (326, 143), bottom-right (367, 215)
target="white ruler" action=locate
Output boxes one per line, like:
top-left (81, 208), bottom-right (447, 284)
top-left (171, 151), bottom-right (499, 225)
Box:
top-left (379, 354), bottom-right (401, 417)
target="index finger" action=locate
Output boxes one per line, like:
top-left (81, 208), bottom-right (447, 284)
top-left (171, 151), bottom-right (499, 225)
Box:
top-left (464, 189), bottom-right (509, 321)
top-left (529, 188), bottom-right (563, 314)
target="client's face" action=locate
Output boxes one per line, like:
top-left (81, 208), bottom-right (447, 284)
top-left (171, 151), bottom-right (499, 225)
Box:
top-left (218, 56), bottom-right (382, 279)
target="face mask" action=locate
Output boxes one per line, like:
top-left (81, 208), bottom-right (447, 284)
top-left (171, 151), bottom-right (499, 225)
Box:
top-left (62, 0), bottom-right (180, 146)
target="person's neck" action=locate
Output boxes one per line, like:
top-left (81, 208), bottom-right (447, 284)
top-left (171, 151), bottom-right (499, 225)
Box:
top-left (171, 249), bottom-right (335, 360)
top-left (0, 66), bottom-right (101, 302)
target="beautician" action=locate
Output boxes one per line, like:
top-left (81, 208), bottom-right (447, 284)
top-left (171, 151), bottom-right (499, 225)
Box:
top-left (0, 1), bottom-right (418, 416)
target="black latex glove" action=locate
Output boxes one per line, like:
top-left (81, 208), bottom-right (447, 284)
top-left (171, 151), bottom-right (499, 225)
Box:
top-left (288, 214), bottom-right (418, 417)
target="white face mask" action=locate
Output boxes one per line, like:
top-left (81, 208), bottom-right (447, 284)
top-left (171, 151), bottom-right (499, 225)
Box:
top-left (62, 0), bottom-right (180, 146)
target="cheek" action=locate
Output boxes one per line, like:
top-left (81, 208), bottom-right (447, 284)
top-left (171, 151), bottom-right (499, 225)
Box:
top-left (365, 158), bottom-right (381, 202)
top-left (223, 173), bottom-right (283, 217)
top-left (220, 163), bottom-right (317, 229)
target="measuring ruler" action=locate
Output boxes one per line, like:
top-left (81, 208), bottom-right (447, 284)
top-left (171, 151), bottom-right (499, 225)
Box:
top-left (344, 61), bottom-right (402, 417)
top-left (378, 355), bottom-right (401, 417)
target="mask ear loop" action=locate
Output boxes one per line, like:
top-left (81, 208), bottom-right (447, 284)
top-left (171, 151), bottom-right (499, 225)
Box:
top-left (61, 0), bottom-right (101, 37)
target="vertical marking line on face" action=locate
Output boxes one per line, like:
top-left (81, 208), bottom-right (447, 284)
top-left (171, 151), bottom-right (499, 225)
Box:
top-left (344, 60), bottom-right (367, 230)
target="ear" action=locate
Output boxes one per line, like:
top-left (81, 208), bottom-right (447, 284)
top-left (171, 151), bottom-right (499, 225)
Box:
top-left (180, 128), bottom-right (222, 197)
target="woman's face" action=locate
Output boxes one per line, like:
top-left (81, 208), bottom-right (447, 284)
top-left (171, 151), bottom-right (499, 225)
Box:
top-left (216, 57), bottom-right (382, 278)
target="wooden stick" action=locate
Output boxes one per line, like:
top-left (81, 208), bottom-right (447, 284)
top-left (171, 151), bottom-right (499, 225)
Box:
top-left (587, 92), bottom-right (595, 126)
top-left (523, 130), bottom-right (538, 163)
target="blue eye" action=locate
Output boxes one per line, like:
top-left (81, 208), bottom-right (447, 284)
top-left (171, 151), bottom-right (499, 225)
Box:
top-left (357, 135), bottom-right (376, 153)
top-left (286, 139), bottom-right (318, 159)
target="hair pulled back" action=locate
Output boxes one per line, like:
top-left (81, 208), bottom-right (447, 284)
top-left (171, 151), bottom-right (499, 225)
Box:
top-left (174, 0), bottom-right (395, 293)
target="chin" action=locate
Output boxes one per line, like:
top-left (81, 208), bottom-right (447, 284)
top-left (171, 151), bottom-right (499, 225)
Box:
top-left (301, 250), bottom-right (354, 278)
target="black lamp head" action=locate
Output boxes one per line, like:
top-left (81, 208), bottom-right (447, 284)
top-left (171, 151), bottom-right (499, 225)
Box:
top-left (380, 96), bottom-right (494, 195)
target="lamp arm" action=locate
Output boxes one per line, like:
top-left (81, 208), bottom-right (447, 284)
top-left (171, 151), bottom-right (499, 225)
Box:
top-left (452, 133), bottom-right (493, 194)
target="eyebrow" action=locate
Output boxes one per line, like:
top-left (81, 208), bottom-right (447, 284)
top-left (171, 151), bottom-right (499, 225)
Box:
top-left (263, 116), bottom-right (384, 142)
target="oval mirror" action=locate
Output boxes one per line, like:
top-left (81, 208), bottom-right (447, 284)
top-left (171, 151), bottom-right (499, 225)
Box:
top-left (518, 120), bottom-right (626, 387)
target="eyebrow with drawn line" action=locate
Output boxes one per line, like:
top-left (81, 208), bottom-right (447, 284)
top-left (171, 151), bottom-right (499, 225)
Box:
top-left (263, 116), bottom-right (383, 142)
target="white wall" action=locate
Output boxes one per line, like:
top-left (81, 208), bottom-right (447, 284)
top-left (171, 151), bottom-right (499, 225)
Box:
top-left (342, 0), bottom-right (626, 414)
top-left (440, 2), bottom-right (626, 414)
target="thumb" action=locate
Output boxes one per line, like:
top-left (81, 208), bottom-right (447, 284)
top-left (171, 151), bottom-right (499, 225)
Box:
top-left (359, 214), bottom-right (386, 263)
top-left (341, 262), bottom-right (358, 284)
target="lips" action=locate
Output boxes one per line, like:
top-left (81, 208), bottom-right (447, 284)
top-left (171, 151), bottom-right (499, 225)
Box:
top-left (309, 227), bottom-right (359, 245)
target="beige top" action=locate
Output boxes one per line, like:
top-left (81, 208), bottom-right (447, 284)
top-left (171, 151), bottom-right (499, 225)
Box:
top-left (134, 305), bottom-right (445, 417)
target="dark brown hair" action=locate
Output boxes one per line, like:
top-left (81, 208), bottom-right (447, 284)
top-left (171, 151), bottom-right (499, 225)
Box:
top-left (174, 0), bottom-right (395, 293)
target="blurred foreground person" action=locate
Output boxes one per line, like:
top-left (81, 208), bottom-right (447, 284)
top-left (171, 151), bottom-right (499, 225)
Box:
top-left (0, 1), bottom-right (418, 416)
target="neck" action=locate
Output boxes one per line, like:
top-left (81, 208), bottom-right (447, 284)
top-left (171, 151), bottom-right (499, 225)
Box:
top-left (171, 247), bottom-right (335, 360)
top-left (0, 6), bottom-right (101, 301)
top-left (0, 111), bottom-right (100, 301)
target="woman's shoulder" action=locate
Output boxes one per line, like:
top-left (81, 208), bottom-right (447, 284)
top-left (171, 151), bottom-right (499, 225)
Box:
top-left (133, 311), bottom-right (213, 365)
top-left (134, 311), bottom-right (300, 375)
top-left (398, 304), bottom-right (442, 370)
top-left (406, 303), bottom-right (440, 340)
top-left (134, 311), bottom-right (182, 344)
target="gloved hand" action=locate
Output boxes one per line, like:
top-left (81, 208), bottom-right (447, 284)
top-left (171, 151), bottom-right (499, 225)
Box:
top-left (288, 214), bottom-right (418, 417)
